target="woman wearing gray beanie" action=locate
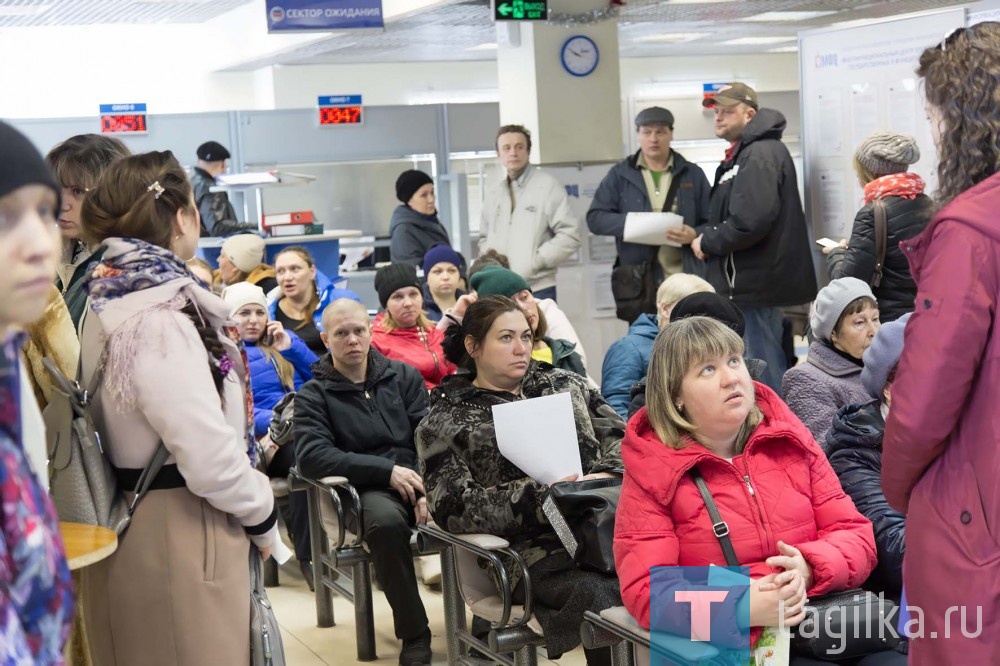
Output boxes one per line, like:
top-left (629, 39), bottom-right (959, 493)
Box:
top-left (782, 277), bottom-right (880, 442)
top-left (824, 130), bottom-right (934, 322)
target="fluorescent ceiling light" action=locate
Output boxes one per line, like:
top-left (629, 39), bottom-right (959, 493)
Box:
top-left (723, 36), bottom-right (795, 46)
top-left (768, 46), bottom-right (800, 53)
top-left (0, 4), bottom-right (51, 15)
top-left (635, 33), bottom-right (703, 43)
top-left (467, 42), bottom-right (498, 51)
top-left (743, 11), bottom-right (838, 22)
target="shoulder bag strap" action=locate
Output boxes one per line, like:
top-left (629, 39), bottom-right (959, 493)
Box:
top-left (689, 467), bottom-right (740, 567)
top-left (127, 442), bottom-right (169, 516)
top-left (661, 169), bottom-right (684, 215)
top-left (872, 199), bottom-right (888, 288)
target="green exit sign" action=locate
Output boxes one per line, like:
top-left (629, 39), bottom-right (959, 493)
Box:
top-left (494, 0), bottom-right (548, 21)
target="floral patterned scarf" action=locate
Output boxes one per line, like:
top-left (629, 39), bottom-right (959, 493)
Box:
top-left (863, 172), bottom-right (926, 204)
top-left (85, 238), bottom-right (258, 465)
top-left (0, 333), bottom-right (75, 662)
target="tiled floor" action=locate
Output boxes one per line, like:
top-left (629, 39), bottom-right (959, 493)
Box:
top-left (269, 557), bottom-right (589, 666)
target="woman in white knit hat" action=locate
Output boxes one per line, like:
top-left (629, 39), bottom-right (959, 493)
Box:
top-left (782, 277), bottom-right (880, 443)
top-left (823, 130), bottom-right (934, 322)
top-left (218, 232), bottom-right (278, 295)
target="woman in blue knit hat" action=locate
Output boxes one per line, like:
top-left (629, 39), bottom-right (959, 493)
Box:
top-left (420, 243), bottom-right (466, 322)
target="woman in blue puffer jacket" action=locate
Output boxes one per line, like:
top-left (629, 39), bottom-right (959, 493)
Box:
top-left (223, 282), bottom-right (318, 586)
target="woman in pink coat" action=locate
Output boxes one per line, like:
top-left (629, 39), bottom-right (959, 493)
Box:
top-left (881, 22), bottom-right (1000, 666)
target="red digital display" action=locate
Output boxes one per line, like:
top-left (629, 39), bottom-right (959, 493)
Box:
top-left (319, 106), bottom-right (363, 126)
top-left (100, 114), bottom-right (148, 134)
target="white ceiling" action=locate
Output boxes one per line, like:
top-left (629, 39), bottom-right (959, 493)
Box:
top-left (0, 0), bottom-right (970, 69)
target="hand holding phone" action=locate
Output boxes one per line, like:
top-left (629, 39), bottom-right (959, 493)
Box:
top-left (815, 237), bottom-right (841, 249)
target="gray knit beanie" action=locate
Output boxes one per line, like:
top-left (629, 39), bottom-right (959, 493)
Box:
top-left (855, 131), bottom-right (920, 177)
top-left (861, 313), bottom-right (911, 400)
top-left (810, 277), bottom-right (876, 342)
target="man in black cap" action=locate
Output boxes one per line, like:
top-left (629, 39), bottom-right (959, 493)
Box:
top-left (692, 81), bottom-right (817, 396)
top-left (191, 140), bottom-right (257, 237)
top-left (587, 106), bottom-right (712, 321)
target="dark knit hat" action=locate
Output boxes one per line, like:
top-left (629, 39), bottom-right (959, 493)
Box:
top-left (374, 263), bottom-right (420, 308)
top-left (395, 169), bottom-right (434, 205)
top-left (469, 266), bottom-right (530, 298)
top-left (197, 141), bottom-right (230, 162)
top-left (670, 292), bottom-right (746, 337)
top-left (855, 131), bottom-right (920, 177)
top-left (422, 243), bottom-right (464, 277)
top-left (861, 313), bottom-right (910, 399)
top-left (0, 122), bottom-right (59, 205)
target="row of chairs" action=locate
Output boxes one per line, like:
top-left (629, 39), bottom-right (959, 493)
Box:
top-left (272, 470), bottom-right (660, 666)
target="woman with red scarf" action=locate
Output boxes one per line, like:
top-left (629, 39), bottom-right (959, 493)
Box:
top-left (823, 130), bottom-right (934, 322)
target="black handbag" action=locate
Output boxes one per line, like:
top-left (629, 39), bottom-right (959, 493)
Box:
top-left (690, 468), bottom-right (900, 662)
top-left (610, 175), bottom-right (684, 323)
top-left (541, 477), bottom-right (621, 574)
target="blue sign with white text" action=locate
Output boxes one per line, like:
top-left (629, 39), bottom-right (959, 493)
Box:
top-left (317, 95), bottom-right (362, 106)
top-left (99, 103), bottom-right (147, 113)
top-left (266, 0), bottom-right (383, 32)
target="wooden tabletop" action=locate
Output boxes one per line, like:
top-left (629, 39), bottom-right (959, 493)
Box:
top-left (59, 523), bottom-right (118, 570)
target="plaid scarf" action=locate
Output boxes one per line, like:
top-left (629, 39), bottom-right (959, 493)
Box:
top-left (863, 172), bottom-right (926, 204)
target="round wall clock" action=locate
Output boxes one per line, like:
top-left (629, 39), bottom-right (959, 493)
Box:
top-left (560, 35), bottom-right (599, 77)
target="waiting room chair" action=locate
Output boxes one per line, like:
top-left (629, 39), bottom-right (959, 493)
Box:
top-left (582, 606), bottom-right (716, 666)
top-left (293, 468), bottom-right (434, 662)
top-left (416, 524), bottom-right (545, 666)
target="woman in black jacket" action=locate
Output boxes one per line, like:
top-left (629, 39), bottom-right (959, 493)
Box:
top-left (825, 131), bottom-right (933, 322)
top-left (825, 314), bottom-right (909, 602)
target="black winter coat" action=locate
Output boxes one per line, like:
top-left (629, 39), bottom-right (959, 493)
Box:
top-left (825, 400), bottom-right (904, 600)
top-left (190, 167), bottom-right (256, 237)
top-left (826, 194), bottom-right (933, 322)
top-left (586, 149), bottom-right (711, 275)
top-left (698, 109), bottom-right (817, 307)
top-left (389, 205), bottom-right (451, 267)
top-left (294, 348), bottom-right (428, 489)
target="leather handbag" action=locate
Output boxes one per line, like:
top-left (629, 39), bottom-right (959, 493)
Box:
top-left (268, 392), bottom-right (296, 448)
top-left (43, 356), bottom-right (168, 535)
top-left (250, 547), bottom-right (286, 666)
top-left (690, 468), bottom-right (900, 661)
top-left (542, 476), bottom-right (622, 574)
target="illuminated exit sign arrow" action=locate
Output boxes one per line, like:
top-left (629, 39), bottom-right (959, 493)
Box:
top-left (494, 0), bottom-right (547, 21)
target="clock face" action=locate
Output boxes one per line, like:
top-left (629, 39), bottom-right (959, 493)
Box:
top-left (561, 35), bottom-right (599, 77)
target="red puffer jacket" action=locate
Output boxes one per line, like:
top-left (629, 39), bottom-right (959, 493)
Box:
top-left (614, 382), bottom-right (876, 631)
top-left (371, 312), bottom-right (456, 390)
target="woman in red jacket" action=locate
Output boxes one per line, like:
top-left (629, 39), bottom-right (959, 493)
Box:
top-left (371, 263), bottom-right (455, 389)
top-left (882, 23), bottom-right (1000, 666)
top-left (614, 316), bottom-right (892, 664)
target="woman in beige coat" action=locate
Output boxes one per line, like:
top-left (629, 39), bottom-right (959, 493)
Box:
top-left (78, 151), bottom-right (279, 665)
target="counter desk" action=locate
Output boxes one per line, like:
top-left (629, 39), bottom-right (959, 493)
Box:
top-left (197, 229), bottom-right (362, 281)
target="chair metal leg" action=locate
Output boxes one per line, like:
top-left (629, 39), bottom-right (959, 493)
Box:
top-left (439, 546), bottom-right (468, 665)
top-left (609, 640), bottom-right (633, 666)
top-left (352, 559), bottom-right (377, 661)
top-left (306, 484), bottom-right (334, 628)
top-left (512, 645), bottom-right (539, 666)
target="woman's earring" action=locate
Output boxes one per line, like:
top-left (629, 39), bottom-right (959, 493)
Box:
top-left (676, 402), bottom-right (683, 410)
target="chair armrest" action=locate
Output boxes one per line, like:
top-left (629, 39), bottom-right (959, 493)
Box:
top-left (416, 525), bottom-right (534, 630)
top-left (298, 472), bottom-right (364, 549)
top-left (581, 608), bottom-right (651, 650)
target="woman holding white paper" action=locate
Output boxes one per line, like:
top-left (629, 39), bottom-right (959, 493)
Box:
top-left (415, 295), bottom-right (624, 663)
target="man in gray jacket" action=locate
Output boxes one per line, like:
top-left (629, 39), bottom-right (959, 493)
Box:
top-left (479, 124), bottom-right (581, 301)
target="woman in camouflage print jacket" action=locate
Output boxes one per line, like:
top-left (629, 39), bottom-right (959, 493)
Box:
top-left (415, 295), bottom-right (624, 659)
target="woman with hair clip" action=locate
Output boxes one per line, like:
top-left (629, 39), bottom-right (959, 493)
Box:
top-left (416, 295), bottom-right (625, 665)
top-left (77, 150), bottom-right (280, 666)
top-left (881, 22), bottom-right (1000, 666)
top-left (372, 263), bottom-right (456, 389)
top-left (270, 245), bottom-right (360, 355)
top-left (46, 133), bottom-right (131, 328)
top-left (223, 281), bottom-right (317, 587)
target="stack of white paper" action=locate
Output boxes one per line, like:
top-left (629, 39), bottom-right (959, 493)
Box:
top-left (492, 392), bottom-right (582, 484)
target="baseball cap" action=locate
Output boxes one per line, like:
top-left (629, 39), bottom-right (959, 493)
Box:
top-left (702, 82), bottom-right (759, 110)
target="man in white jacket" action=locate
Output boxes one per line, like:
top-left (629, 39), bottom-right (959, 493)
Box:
top-left (479, 124), bottom-right (581, 301)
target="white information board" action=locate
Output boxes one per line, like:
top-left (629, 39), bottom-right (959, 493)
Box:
top-left (799, 8), bottom-right (966, 242)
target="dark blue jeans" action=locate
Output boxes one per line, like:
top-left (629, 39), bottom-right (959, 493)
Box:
top-left (740, 305), bottom-right (787, 396)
